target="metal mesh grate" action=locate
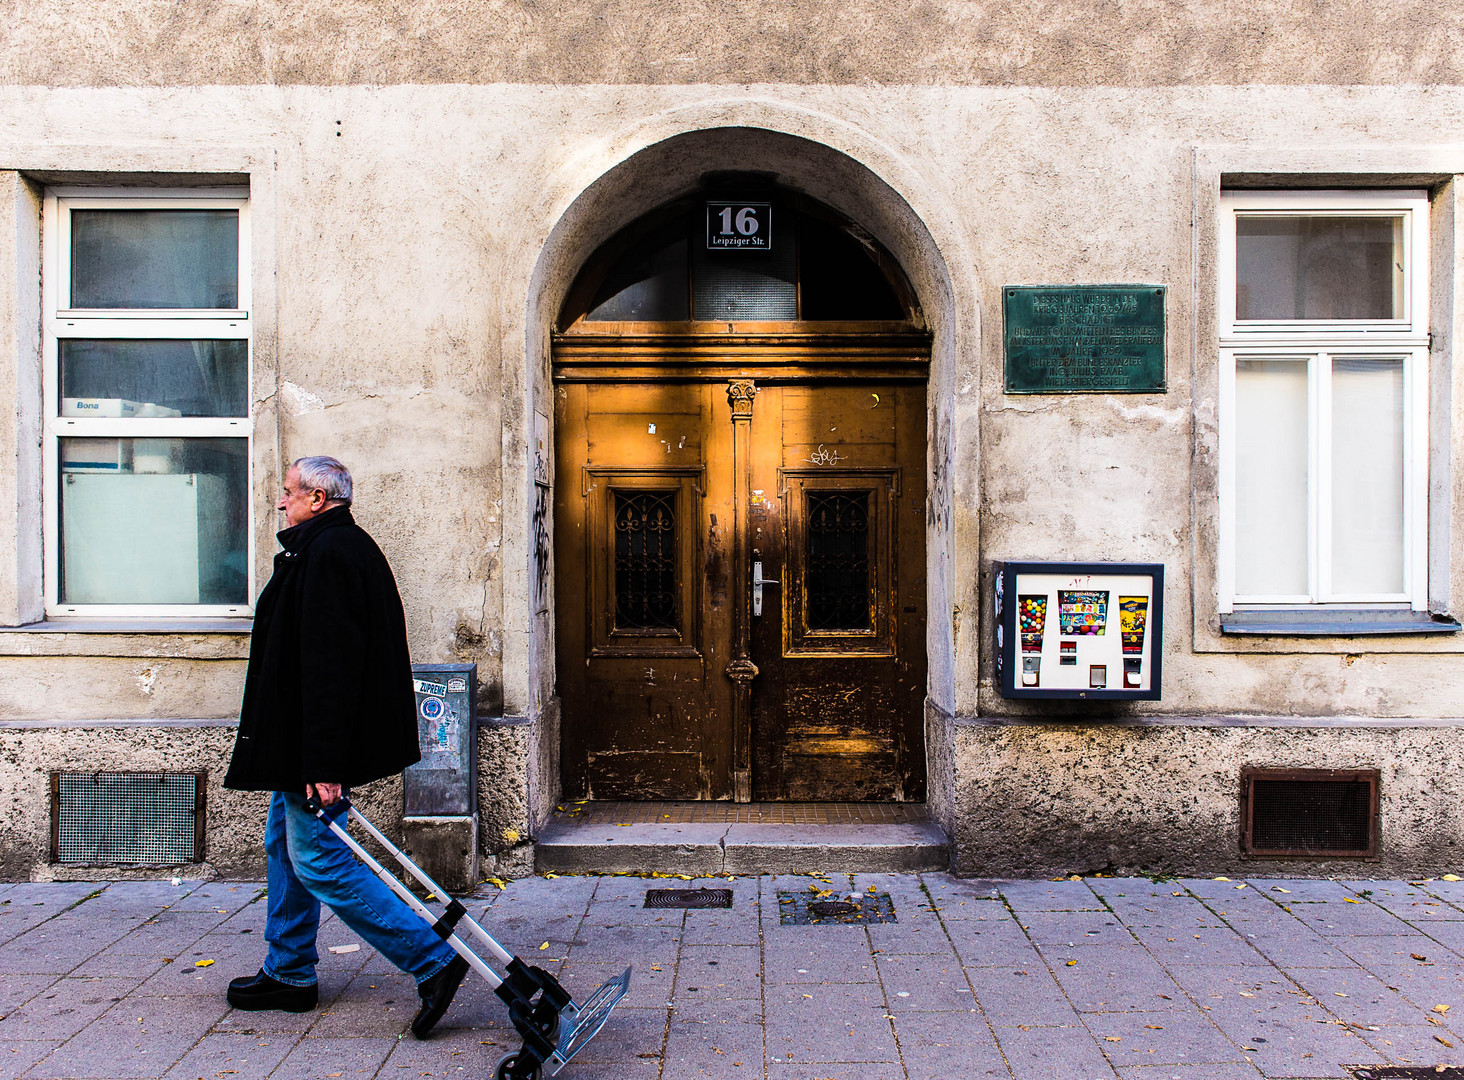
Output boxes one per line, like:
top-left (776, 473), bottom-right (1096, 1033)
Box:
top-left (644, 888), bottom-right (733, 909)
top-left (1243, 769), bottom-right (1378, 857)
top-left (51, 771), bottom-right (203, 865)
top-left (777, 891), bottom-right (897, 925)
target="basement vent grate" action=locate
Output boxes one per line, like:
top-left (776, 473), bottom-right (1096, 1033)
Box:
top-left (1242, 768), bottom-right (1379, 858)
top-left (1349, 1068), bottom-right (1464, 1079)
top-left (644, 888), bottom-right (733, 909)
top-left (50, 771), bottom-right (205, 865)
top-left (777, 890), bottom-right (897, 925)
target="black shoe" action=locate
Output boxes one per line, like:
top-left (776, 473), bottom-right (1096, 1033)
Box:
top-left (226, 969), bottom-right (318, 1013)
top-left (411, 955), bottom-right (469, 1039)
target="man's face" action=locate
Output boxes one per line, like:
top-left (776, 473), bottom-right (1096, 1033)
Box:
top-left (278, 466), bottom-right (327, 527)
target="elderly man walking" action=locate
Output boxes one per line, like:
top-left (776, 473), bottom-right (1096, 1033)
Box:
top-left (223, 456), bottom-right (468, 1036)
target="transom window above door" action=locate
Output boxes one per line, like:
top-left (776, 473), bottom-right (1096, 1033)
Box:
top-left (558, 186), bottom-right (922, 331)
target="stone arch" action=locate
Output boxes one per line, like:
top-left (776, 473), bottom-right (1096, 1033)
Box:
top-left (512, 105), bottom-right (981, 832)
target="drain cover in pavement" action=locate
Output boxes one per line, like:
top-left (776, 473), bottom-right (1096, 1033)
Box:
top-left (1349, 1070), bottom-right (1464, 1079)
top-left (644, 888), bottom-right (733, 909)
top-left (777, 891), bottom-right (896, 925)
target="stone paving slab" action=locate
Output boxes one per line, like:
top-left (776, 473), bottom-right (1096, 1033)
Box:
top-left (1, 875), bottom-right (1463, 1078)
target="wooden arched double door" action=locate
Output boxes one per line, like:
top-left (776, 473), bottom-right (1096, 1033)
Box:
top-left (553, 345), bottom-right (928, 802)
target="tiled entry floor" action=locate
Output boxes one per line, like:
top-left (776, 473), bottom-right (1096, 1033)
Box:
top-left (553, 800), bottom-right (931, 825)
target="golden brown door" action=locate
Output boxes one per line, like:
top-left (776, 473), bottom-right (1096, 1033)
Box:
top-left (555, 382), bottom-right (735, 800)
top-left (746, 384), bottom-right (927, 801)
top-left (555, 375), bottom-right (926, 802)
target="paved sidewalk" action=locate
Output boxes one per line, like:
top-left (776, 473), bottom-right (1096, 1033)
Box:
top-left (1, 873), bottom-right (1463, 1080)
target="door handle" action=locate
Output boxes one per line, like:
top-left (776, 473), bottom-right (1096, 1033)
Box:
top-left (752, 560), bottom-right (778, 617)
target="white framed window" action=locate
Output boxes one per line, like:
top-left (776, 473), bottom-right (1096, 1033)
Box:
top-left (42, 188), bottom-right (253, 617)
top-left (1218, 189), bottom-right (1430, 612)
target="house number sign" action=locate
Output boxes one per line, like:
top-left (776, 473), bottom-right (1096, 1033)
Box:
top-left (706, 201), bottom-right (771, 251)
top-left (1004, 285), bottom-right (1166, 394)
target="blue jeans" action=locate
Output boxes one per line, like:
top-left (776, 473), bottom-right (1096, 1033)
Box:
top-left (263, 791), bottom-right (456, 988)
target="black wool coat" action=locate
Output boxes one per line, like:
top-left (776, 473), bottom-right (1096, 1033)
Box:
top-left (224, 506), bottom-right (421, 792)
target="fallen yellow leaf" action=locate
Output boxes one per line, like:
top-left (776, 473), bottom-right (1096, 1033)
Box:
top-left (195, 959), bottom-right (214, 967)
top-left (1213, 876), bottom-right (1231, 882)
top-left (1434, 1004), bottom-right (1451, 1014)
top-left (543, 873), bottom-right (559, 880)
top-left (539, 942), bottom-right (550, 950)
top-left (1437, 1035), bottom-right (1455, 1048)
top-left (1273, 887), bottom-right (1291, 893)
top-left (1344, 897), bottom-right (1361, 903)
top-left (1443, 874), bottom-right (1462, 882)
top-left (484, 877), bottom-right (508, 889)
top-left (1066, 959), bottom-right (1078, 967)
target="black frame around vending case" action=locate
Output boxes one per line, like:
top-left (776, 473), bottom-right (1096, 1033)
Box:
top-left (993, 560), bottom-right (1164, 701)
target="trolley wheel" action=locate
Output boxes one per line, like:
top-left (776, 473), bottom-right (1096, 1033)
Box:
top-left (495, 1052), bottom-right (541, 1080)
top-left (529, 1000), bottom-right (561, 1043)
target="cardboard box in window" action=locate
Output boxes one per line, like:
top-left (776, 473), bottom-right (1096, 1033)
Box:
top-left (61, 398), bottom-right (141, 418)
top-left (60, 438), bottom-right (133, 473)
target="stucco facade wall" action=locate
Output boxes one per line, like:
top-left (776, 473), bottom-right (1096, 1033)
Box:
top-left (0, 57), bottom-right (1461, 877)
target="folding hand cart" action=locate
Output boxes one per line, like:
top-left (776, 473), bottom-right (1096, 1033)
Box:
top-left (305, 795), bottom-right (631, 1080)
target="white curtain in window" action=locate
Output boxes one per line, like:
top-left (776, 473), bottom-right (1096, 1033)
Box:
top-left (1331, 357), bottom-right (1405, 595)
top-left (1235, 359), bottom-right (1309, 597)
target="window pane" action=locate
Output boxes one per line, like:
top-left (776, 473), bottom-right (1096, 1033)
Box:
top-left (585, 228), bottom-right (689, 321)
top-left (1332, 357), bottom-right (1405, 595)
top-left (613, 491), bottom-right (677, 630)
top-left (798, 216), bottom-right (904, 320)
top-left (59, 437), bottom-right (248, 605)
top-left (806, 490), bottom-right (872, 630)
top-left (70, 209), bottom-right (239, 309)
top-left (1234, 359), bottom-right (1309, 597)
top-left (1235, 215), bottom-right (1403, 321)
top-left (691, 216), bottom-right (797, 321)
top-left (60, 340), bottom-right (247, 417)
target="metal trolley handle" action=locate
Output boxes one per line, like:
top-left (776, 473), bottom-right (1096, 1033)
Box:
top-left (302, 794), bottom-right (630, 1078)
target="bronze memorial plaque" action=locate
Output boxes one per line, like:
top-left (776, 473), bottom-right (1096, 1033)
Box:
top-left (1004, 285), bottom-right (1166, 394)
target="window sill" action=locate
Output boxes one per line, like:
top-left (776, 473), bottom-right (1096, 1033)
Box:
top-left (2, 618), bottom-right (253, 633)
top-left (1220, 609), bottom-right (1460, 637)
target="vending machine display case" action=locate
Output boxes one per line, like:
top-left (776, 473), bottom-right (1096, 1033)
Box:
top-left (993, 561), bottom-right (1164, 701)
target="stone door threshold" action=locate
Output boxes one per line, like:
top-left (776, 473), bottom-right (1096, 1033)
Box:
top-left (537, 801), bottom-right (949, 876)
top-left (553, 800), bottom-right (932, 825)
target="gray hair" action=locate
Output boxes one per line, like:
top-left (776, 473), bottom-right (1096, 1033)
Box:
top-left (291, 456), bottom-right (353, 507)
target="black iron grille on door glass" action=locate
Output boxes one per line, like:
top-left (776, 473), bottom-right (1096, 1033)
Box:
top-left (50, 771), bottom-right (205, 865)
top-left (806, 491), bottom-right (871, 630)
top-left (614, 491), bottom-right (677, 630)
top-left (1242, 768), bottom-right (1379, 857)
